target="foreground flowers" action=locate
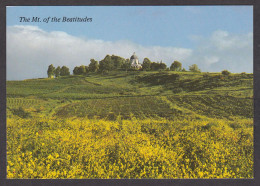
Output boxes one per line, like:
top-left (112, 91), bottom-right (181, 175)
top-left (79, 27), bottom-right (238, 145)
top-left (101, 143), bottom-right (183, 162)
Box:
top-left (7, 117), bottom-right (253, 178)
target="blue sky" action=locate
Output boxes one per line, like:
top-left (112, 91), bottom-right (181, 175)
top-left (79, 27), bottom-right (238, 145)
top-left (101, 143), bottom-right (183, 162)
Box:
top-left (6, 6), bottom-right (253, 80)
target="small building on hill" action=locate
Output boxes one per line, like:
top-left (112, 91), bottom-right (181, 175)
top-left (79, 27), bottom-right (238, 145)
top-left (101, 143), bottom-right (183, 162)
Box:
top-left (130, 52), bottom-right (142, 69)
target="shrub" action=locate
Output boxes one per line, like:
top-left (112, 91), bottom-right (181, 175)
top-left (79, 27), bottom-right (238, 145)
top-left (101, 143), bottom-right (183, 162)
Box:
top-left (240, 72), bottom-right (247, 78)
top-left (222, 70), bottom-right (231, 76)
top-left (11, 107), bottom-right (31, 118)
top-left (189, 64), bottom-right (201, 72)
top-left (203, 72), bottom-right (210, 78)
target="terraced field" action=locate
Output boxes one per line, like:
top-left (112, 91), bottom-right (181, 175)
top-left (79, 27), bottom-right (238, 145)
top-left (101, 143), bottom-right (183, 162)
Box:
top-left (167, 95), bottom-right (253, 119)
top-left (54, 96), bottom-right (178, 119)
top-left (7, 98), bottom-right (42, 108)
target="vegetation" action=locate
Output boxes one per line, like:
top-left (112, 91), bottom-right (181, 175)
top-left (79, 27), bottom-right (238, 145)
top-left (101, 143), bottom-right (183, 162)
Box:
top-left (150, 61), bottom-right (167, 71)
top-left (60, 66), bottom-right (70, 76)
top-left (54, 66), bottom-right (61, 78)
top-left (88, 59), bottom-right (99, 72)
top-left (47, 54), bottom-right (203, 77)
top-left (142, 58), bottom-right (151, 71)
top-left (170, 61), bottom-right (182, 71)
top-left (189, 64), bottom-right (201, 72)
top-left (222, 70), bottom-right (231, 76)
top-left (7, 70), bottom-right (253, 178)
top-left (47, 64), bottom-right (55, 78)
top-left (7, 117), bottom-right (253, 178)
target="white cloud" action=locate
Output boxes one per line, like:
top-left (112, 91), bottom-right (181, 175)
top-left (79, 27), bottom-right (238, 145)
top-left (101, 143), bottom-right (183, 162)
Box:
top-left (7, 25), bottom-right (192, 80)
top-left (7, 26), bottom-right (253, 80)
top-left (203, 56), bottom-right (219, 65)
top-left (184, 30), bottom-right (253, 73)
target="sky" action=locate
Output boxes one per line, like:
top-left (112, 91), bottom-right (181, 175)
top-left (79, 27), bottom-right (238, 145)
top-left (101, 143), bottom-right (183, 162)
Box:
top-left (6, 6), bottom-right (253, 80)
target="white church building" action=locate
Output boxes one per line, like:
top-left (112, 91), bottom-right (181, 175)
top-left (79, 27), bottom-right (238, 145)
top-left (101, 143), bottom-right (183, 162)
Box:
top-left (130, 52), bottom-right (142, 69)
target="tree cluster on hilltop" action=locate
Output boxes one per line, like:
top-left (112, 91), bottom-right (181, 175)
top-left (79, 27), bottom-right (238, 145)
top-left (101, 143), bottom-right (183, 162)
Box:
top-left (47, 65), bottom-right (70, 78)
top-left (47, 54), bottom-right (206, 78)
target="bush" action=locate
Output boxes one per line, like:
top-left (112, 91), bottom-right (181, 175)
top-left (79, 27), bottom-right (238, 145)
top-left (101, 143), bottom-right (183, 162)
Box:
top-left (203, 72), bottom-right (210, 78)
top-left (222, 70), bottom-right (231, 76)
top-left (11, 107), bottom-right (31, 118)
top-left (240, 72), bottom-right (247, 78)
top-left (189, 64), bottom-right (201, 72)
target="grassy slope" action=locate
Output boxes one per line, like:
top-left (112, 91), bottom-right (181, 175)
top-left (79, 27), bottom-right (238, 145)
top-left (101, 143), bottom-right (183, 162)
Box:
top-left (6, 71), bottom-right (254, 178)
top-left (6, 71), bottom-right (253, 120)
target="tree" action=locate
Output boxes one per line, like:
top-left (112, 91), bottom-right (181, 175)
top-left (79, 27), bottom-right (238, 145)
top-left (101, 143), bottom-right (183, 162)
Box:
top-left (170, 61), bottom-right (182, 71)
top-left (99, 55), bottom-right (113, 72)
top-left (150, 61), bottom-right (167, 71)
top-left (60, 66), bottom-right (70, 76)
top-left (73, 66), bottom-right (80, 75)
top-left (111, 55), bottom-right (125, 70)
top-left (54, 66), bottom-right (61, 78)
top-left (189, 64), bottom-right (201, 72)
top-left (78, 65), bottom-right (86, 75)
top-left (122, 59), bottom-right (131, 72)
top-left (47, 64), bottom-right (55, 78)
top-left (89, 59), bottom-right (99, 72)
top-left (85, 66), bottom-right (90, 73)
top-left (150, 62), bottom-right (160, 71)
top-left (73, 66), bottom-right (86, 75)
top-left (142, 58), bottom-right (151, 71)
top-left (159, 61), bottom-right (167, 70)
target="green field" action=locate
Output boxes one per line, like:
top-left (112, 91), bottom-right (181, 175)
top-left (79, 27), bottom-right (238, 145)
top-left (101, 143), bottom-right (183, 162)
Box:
top-left (6, 71), bottom-right (254, 178)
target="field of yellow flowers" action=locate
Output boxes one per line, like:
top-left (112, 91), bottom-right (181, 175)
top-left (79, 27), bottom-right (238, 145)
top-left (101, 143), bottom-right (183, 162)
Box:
top-left (7, 116), bottom-right (253, 178)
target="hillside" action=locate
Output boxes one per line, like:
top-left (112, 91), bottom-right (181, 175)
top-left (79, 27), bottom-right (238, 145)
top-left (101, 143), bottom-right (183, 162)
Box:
top-left (6, 71), bottom-right (254, 178)
top-left (7, 71), bottom-right (253, 120)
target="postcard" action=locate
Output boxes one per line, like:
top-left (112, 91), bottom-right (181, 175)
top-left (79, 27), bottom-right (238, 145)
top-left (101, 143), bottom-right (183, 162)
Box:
top-left (4, 3), bottom-right (256, 183)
